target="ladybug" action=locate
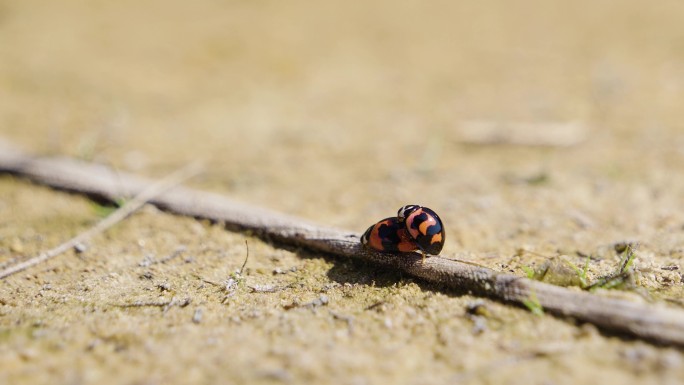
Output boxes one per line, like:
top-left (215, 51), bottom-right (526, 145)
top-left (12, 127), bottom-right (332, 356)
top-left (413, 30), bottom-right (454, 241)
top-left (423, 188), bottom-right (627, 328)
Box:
top-left (397, 205), bottom-right (445, 256)
top-left (361, 217), bottom-right (419, 253)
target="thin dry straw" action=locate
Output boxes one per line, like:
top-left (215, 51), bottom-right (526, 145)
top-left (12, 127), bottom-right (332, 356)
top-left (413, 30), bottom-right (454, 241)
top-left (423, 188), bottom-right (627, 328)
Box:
top-left (0, 161), bottom-right (202, 279)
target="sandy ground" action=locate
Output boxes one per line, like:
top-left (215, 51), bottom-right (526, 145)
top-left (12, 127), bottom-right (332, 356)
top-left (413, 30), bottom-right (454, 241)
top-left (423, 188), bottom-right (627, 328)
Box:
top-left (1, 1), bottom-right (684, 384)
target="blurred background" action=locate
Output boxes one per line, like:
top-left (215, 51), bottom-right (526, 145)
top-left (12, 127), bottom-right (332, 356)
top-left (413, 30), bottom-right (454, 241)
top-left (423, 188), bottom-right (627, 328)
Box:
top-left (2, 0), bottom-right (683, 251)
top-left (1, 1), bottom-right (684, 383)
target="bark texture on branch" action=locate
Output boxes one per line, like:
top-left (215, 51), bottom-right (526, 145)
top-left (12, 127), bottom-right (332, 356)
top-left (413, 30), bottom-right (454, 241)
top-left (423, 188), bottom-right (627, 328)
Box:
top-left (1, 140), bottom-right (683, 347)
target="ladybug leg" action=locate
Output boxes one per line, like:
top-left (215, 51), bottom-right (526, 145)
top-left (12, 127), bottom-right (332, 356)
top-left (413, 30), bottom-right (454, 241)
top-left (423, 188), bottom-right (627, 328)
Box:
top-left (416, 245), bottom-right (427, 264)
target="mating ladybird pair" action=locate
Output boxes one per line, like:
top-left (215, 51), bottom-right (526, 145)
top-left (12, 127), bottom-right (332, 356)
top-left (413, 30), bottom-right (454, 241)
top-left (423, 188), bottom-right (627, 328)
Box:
top-left (361, 205), bottom-right (445, 263)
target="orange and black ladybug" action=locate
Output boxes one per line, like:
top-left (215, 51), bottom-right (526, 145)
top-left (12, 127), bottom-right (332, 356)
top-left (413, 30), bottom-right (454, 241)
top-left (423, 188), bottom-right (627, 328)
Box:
top-left (361, 217), bottom-right (419, 253)
top-left (397, 205), bottom-right (445, 256)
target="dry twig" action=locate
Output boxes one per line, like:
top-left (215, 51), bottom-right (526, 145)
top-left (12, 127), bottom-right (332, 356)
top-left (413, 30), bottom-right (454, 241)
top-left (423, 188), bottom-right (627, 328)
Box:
top-left (114, 296), bottom-right (192, 313)
top-left (1, 140), bottom-right (684, 346)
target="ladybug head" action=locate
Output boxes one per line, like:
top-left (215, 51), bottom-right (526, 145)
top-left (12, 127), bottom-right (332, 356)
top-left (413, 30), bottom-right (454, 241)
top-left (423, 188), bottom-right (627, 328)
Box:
top-left (397, 205), bottom-right (421, 222)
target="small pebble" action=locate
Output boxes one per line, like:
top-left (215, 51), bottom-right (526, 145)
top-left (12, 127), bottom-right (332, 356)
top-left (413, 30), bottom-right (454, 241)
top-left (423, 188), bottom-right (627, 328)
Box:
top-left (10, 240), bottom-right (24, 253)
top-left (140, 272), bottom-right (153, 280)
top-left (157, 282), bottom-right (171, 292)
top-left (314, 294), bottom-right (329, 306)
top-left (74, 243), bottom-right (88, 253)
top-left (19, 348), bottom-right (38, 361)
top-left (466, 300), bottom-right (490, 317)
top-left (192, 308), bottom-right (203, 324)
top-left (272, 266), bottom-right (298, 275)
top-left (470, 316), bottom-right (488, 335)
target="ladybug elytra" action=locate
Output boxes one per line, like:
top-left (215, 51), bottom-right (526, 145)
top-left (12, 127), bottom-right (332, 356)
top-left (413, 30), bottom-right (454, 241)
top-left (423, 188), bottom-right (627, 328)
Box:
top-left (397, 205), bottom-right (445, 256)
top-left (361, 217), bottom-right (419, 253)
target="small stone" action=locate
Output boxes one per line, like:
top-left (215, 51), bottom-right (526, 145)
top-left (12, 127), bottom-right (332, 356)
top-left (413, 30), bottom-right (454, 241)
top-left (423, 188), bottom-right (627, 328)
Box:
top-left (470, 316), bottom-right (488, 335)
top-left (157, 282), bottom-right (171, 292)
top-left (466, 300), bottom-right (491, 317)
top-left (74, 243), bottom-right (88, 253)
top-left (192, 308), bottom-right (203, 324)
top-left (10, 240), bottom-right (24, 253)
top-left (140, 272), bottom-right (153, 280)
top-left (19, 348), bottom-right (38, 361)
